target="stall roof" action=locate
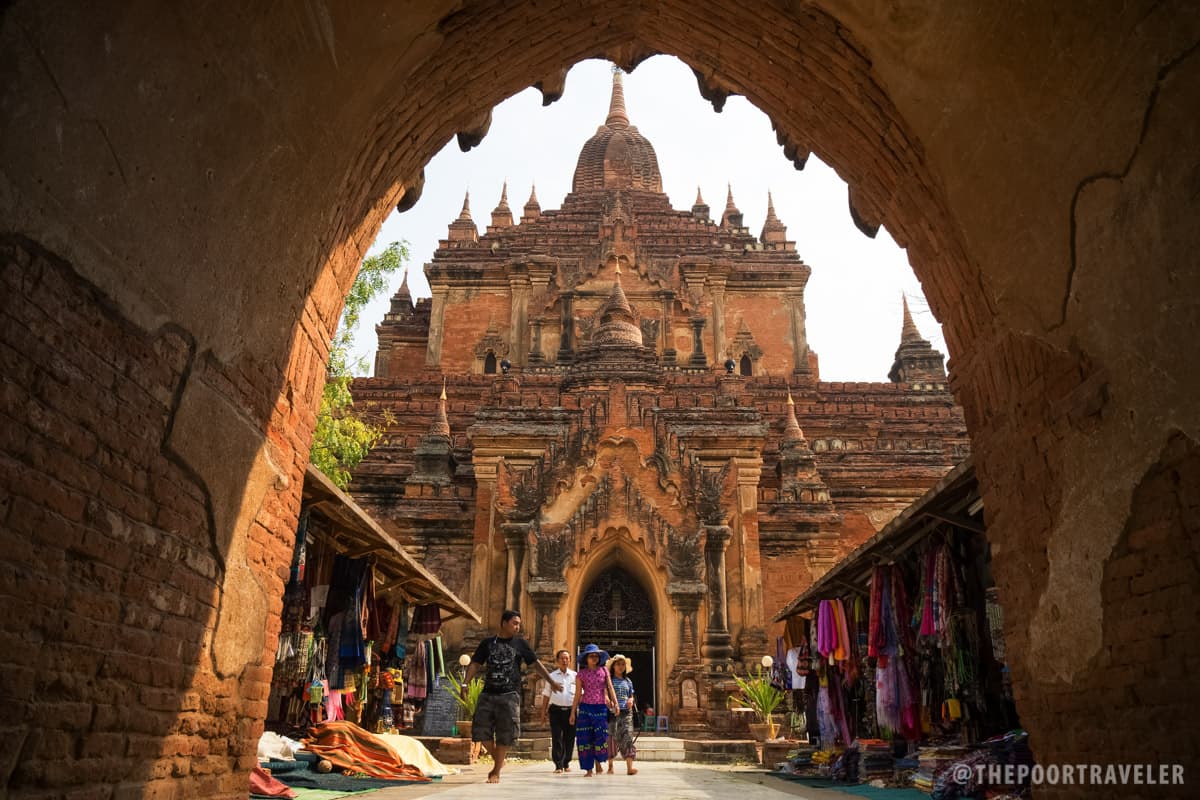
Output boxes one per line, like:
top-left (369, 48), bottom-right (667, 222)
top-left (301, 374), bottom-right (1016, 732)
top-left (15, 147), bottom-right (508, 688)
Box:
top-left (772, 457), bottom-right (979, 622)
top-left (302, 464), bottom-right (481, 624)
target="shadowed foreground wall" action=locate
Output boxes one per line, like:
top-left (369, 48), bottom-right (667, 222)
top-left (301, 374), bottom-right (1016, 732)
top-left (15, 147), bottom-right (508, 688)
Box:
top-left (1, 2), bottom-right (1197, 797)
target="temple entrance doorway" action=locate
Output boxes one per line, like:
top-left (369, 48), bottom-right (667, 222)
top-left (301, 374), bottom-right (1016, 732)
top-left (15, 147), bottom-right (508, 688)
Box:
top-left (577, 566), bottom-right (657, 721)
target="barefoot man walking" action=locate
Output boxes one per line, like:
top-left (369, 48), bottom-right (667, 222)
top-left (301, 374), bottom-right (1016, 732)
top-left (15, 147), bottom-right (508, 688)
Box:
top-left (465, 610), bottom-right (562, 783)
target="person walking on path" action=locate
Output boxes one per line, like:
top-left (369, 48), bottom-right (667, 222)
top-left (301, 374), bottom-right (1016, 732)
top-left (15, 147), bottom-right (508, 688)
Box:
top-left (606, 654), bottom-right (638, 775)
top-left (540, 649), bottom-right (578, 773)
top-left (569, 643), bottom-right (619, 777)
top-left (465, 610), bottom-right (562, 783)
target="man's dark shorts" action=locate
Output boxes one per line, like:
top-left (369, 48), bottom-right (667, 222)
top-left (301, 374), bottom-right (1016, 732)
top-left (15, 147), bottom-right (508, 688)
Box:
top-left (472, 691), bottom-right (521, 745)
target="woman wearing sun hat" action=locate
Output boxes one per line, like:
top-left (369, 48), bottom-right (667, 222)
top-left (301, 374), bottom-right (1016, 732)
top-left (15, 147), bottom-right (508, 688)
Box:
top-left (606, 654), bottom-right (638, 775)
top-left (569, 643), bottom-right (619, 776)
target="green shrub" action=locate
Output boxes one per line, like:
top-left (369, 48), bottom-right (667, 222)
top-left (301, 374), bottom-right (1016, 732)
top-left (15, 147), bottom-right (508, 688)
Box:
top-left (731, 666), bottom-right (784, 723)
top-left (445, 673), bottom-right (484, 719)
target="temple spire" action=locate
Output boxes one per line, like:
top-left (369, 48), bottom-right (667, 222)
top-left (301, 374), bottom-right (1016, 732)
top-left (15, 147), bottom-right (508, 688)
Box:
top-left (761, 189), bottom-right (788, 244)
top-left (490, 181), bottom-right (513, 228)
top-left (721, 183), bottom-right (743, 229)
top-left (397, 265), bottom-right (410, 299)
top-left (900, 294), bottom-right (923, 344)
top-left (430, 379), bottom-right (450, 437)
top-left (783, 390), bottom-right (805, 443)
top-left (521, 183), bottom-right (541, 223)
top-left (692, 185), bottom-right (711, 220)
top-left (606, 67), bottom-right (630, 128)
top-left (889, 293), bottom-right (946, 383)
top-left (447, 189), bottom-right (478, 242)
top-left (591, 260), bottom-right (640, 347)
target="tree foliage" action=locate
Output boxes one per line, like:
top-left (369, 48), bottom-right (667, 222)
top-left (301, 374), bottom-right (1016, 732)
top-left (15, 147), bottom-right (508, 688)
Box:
top-left (309, 240), bottom-right (409, 488)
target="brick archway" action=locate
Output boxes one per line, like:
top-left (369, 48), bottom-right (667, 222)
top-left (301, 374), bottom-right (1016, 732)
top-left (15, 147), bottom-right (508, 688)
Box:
top-left (2, 3), bottom-right (1197, 797)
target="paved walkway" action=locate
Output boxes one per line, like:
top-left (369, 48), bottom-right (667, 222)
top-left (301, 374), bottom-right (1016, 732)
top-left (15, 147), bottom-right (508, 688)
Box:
top-left (366, 760), bottom-right (858, 800)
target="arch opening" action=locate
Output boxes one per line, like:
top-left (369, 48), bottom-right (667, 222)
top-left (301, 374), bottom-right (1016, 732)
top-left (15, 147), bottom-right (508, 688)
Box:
top-left (576, 565), bottom-right (659, 717)
top-left (2, 3), bottom-right (1192, 796)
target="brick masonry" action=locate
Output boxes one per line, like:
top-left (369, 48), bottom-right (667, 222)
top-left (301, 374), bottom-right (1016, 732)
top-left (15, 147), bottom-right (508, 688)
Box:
top-left (1, 2), bottom-right (1197, 798)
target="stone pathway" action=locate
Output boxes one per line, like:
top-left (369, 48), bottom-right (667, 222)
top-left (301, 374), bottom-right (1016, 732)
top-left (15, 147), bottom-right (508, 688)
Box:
top-left (366, 760), bottom-right (856, 800)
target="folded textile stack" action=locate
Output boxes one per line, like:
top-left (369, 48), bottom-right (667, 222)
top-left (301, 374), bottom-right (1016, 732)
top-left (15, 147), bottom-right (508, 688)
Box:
top-left (830, 744), bottom-right (859, 783)
top-left (911, 770), bottom-right (934, 793)
top-left (856, 739), bottom-right (894, 781)
top-left (912, 745), bottom-right (969, 794)
top-left (785, 746), bottom-right (816, 772)
top-left (811, 747), bottom-right (839, 778)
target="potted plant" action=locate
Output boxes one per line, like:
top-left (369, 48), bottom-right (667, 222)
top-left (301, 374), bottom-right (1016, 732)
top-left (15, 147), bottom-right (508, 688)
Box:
top-left (445, 672), bottom-right (484, 739)
top-left (731, 666), bottom-right (785, 741)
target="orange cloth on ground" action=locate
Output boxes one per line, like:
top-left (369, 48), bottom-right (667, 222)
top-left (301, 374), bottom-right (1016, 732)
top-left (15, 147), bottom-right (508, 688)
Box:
top-left (249, 764), bottom-right (297, 798)
top-left (303, 720), bottom-right (431, 781)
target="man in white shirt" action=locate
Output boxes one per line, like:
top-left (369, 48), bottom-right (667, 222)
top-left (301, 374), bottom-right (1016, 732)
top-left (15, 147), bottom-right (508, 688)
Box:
top-left (539, 649), bottom-right (577, 773)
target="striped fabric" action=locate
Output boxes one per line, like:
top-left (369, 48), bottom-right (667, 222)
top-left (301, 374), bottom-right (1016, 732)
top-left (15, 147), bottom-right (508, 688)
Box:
top-left (303, 721), bottom-right (430, 781)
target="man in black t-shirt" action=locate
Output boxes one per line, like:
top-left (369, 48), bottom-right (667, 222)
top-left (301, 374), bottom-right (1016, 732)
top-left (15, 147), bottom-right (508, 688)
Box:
top-left (464, 609), bottom-right (561, 783)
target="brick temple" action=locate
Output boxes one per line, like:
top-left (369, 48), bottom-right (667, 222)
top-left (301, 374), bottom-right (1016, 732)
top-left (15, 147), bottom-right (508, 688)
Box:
top-left (349, 72), bottom-right (969, 733)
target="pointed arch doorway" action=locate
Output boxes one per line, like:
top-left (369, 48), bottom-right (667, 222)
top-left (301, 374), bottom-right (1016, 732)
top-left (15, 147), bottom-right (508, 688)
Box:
top-left (577, 567), bottom-right (657, 719)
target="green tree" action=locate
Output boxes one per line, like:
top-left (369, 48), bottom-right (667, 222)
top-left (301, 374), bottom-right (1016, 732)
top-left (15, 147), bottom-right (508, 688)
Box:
top-left (309, 240), bottom-right (409, 488)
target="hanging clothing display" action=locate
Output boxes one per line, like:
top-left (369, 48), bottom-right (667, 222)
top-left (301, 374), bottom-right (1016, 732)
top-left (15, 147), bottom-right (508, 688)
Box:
top-left (410, 604), bottom-right (442, 634)
top-left (405, 637), bottom-right (428, 700)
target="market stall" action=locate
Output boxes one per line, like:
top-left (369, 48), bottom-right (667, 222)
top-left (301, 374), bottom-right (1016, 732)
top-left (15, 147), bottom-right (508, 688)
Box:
top-left (771, 459), bottom-right (1031, 797)
top-left (266, 465), bottom-right (479, 739)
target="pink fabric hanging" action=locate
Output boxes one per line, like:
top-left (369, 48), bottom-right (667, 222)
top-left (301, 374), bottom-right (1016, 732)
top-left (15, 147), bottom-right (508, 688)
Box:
top-left (324, 689), bottom-right (344, 721)
top-left (817, 600), bottom-right (835, 659)
top-left (919, 547), bottom-right (935, 637)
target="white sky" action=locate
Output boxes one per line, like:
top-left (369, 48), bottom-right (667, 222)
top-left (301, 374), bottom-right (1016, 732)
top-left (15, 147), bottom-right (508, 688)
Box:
top-left (353, 56), bottom-right (947, 382)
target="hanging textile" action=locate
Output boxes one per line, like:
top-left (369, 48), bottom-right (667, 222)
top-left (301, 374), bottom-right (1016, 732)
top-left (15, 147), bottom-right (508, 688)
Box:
top-left (380, 602), bottom-right (400, 654)
top-left (841, 597), bottom-right (860, 688)
top-left (817, 600), bottom-right (835, 660)
top-left (393, 604), bottom-right (411, 660)
top-left (423, 640), bottom-right (434, 695)
top-left (985, 587), bottom-right (1006, 663)
top-left (832, 598), bottom-right (851, 663)
top-left (290, 509), bottom-right (310, 585)
top-left (405, 638), bottom-right (427, 699)
top-left (773, 636), bottom-right (790, 691)
top-left (785, 615), bottom-right (806, 651)
top-left (325, 610), bottom-right (346, 690)
top-left (363, 563), bottom-right (380, 644)
top-left (411, 604), bottom-right (442, 634)
top-left (432, 636), bottom-right (444, 687)
top-left (826, 664), bottom-right (854, 745)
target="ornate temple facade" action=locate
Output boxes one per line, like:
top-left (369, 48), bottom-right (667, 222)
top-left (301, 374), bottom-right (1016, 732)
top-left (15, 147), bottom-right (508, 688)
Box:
top-left (350, 73), bottom-right (969, 733)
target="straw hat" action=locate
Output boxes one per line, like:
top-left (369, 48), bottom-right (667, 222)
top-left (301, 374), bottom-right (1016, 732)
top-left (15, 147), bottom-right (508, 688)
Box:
top-left (609, 653), bottom-right (633, 674)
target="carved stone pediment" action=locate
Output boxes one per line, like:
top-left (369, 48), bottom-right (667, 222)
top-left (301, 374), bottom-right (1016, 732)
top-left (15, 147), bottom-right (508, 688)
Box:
top-left (474, 321), bottom-right (510, 357)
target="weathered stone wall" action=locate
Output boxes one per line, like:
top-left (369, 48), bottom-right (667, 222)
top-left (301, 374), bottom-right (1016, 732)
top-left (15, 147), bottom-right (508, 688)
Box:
top-left (2, 1), bottom-right (1197, 797)
top-left (0, 237), bottom-right (321, 796)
